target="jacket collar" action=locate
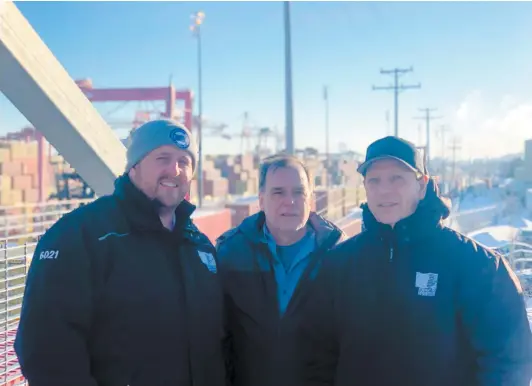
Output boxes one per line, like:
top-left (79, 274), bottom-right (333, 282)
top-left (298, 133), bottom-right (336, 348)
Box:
top-left (237, 210), bottom-right (344, 248)
top-left (361, 179), bottom-right (451, 243)
top-left (113, 173), bottom-right (196, 234)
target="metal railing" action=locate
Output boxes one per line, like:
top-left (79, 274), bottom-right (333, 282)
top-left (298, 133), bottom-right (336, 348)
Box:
top-left (497, 242), bottom-right (532, 270)
top-left (497, 243), bottom-right (532, 299)
top-left (0, 241), bottom-right (32, 386)
top-left (0, 193), bottom-right (356, 385)
top-left (316, 193), bottom-right (359, 222)
top-left (0, 197), bottom-right (510, 385)
top-left (446, 204), bottom-right (501, 234)
top-left (0, 200), bottom-right (92, 242)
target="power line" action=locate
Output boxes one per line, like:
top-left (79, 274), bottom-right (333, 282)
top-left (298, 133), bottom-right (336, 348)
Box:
top-left (413, 107), bottom-right (442, 172)
top-left (372, 67), bottom-right (421, 137)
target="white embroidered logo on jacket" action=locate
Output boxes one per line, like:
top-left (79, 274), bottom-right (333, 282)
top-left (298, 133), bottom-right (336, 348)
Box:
top-left (198, 251), bottom-right (217, 273)
top-left (415, 272), bottom-right (438, 297)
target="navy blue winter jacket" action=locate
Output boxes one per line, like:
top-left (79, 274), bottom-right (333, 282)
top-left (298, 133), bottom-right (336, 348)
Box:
top-left (298, 181), bottom-right (532, 386)
top-left (217, 211), bottom-right (345, 386)
top-left (15, 175), bottom-right (229, 386)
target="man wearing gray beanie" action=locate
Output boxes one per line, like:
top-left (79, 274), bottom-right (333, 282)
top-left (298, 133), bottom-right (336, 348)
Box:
top-left (126, 119), bottom-right (199, 227)
top-left (15, 119), bottom-right (232, 386)
top-left (126, 119), bottom-right (198, 174)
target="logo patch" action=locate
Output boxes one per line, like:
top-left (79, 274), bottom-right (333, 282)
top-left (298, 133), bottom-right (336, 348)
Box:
top-left (198, 251), bottom-right (217, 273)
top-left (415, 272), bottom-right (438, 297)
top-left (169, 127), bottom-right (190, 149)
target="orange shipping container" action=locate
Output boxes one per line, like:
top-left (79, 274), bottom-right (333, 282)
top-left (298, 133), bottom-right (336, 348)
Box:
top-left (12, 175), bottom-right (33, 190)
top-left (0, 161), bottom-right (23, 176)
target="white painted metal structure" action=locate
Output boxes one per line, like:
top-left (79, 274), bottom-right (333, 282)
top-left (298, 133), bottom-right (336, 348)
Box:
top-left (0, 1), bottom-right (126, 196)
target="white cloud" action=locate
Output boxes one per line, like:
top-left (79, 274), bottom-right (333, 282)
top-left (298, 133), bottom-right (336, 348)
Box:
top-left (500, 95), bottom-right (520, 111)
top-left (449, 91), bottom-right (532, 160)
top-left (455, 90), bottom-right (482, 122)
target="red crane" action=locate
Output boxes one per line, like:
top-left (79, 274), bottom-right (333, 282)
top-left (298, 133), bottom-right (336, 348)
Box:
top-left (75, 79), bottom-right (195, 201)
top-left (75, 78), bottom-right (193, 130)
top-left (9, 79), bottom-right (196, 203)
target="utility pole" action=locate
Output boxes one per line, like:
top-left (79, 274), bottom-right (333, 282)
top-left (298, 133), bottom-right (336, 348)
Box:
top-left (323, 85), bottom-right (330, 187)
top-left (190, 11), bottom-right (205, 207)
top-left (372, 67), bottom-right (421, 137)
top-left (449, 137), bottom-right (462, 189)
top-left (437, 125), bottom-right (450, 183)
top-left (413, 108), bottom-right (442, 172)
top-left (283, 1), bottom-right (295, 155)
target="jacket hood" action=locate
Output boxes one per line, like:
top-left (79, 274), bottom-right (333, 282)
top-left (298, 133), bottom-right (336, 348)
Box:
top-left (361, 178), bottom-right (451, 235)
top-left (235, 210), bottom-right (345, 247)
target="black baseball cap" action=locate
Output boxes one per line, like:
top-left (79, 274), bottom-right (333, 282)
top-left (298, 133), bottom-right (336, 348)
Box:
top-left (357, 136), bottom-right (426, 176)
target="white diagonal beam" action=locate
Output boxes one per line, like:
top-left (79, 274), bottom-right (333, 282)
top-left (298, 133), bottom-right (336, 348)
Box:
top-left (0, 1), bottom-right (126, 196)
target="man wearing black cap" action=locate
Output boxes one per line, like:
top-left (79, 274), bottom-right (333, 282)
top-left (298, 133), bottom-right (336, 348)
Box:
top-left (15, 119), bottom-right (230, 386)
top-left (297, 136), bottom-right (532, 386)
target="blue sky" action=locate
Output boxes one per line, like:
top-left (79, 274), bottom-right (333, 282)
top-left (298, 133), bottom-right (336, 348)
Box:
top-left (2, 1), bottom-right (532, 159)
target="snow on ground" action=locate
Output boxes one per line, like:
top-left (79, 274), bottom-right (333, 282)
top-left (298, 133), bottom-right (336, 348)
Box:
top-left (461, 197), bottom-right (532, 331)
top-left (498, 216), bottom-right (532, 229)
top-left (457, 190), bottom-right (500, 212)
top-left (467, 225), bottom-right (521, 249)
top-left (470, 229), bottom-right (532, 332)
top-left (466, 217), bottom-right (532, 248)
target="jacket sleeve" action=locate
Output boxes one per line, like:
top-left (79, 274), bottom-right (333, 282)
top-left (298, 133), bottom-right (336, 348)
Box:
top-left (222, 292), bottom-right (235, 386)
top-left (215, 239), bottom-right (235, 386)
top-left (457, 243), bottom-right (532, 386)
top-left (296, 252), bottom-right (340, 386)
top-left (14, 215), bottom-right (97, 386)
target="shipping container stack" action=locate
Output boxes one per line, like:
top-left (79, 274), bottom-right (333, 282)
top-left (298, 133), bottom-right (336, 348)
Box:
top-left (201, 156), bottom-right (229, 198)
top-left (0, 140), bottom-right (57, 206)
top-left (48, 154), bottom-right (84, 197)
top-left (311, 157), bottom-right (366, 220)
top-left (302, 156), bottom-right (328, 188)
top-left (216, 153), bottom-right (259, 196)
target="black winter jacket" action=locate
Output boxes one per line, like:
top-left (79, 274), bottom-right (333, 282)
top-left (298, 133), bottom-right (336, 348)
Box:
top-left (15, 175), bottom-right (228, 386)
top-left (298, 181), bottom-right (532, 386)
top-left (216, 211), bottom-right (345, 386)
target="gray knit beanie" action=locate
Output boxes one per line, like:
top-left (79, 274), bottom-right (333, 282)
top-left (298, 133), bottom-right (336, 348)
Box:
top-left (125, 119), bottom-right (198, 172)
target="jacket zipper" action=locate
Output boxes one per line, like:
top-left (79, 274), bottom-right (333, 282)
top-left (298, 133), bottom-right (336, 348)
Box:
top-left (389, 246), bottom-right (394, 262)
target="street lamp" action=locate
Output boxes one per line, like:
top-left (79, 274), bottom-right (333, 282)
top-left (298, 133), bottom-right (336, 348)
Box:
top-left (190, 11), bottom-right (205, 208)
top-left (284, 1), bottom-right (294, 155)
